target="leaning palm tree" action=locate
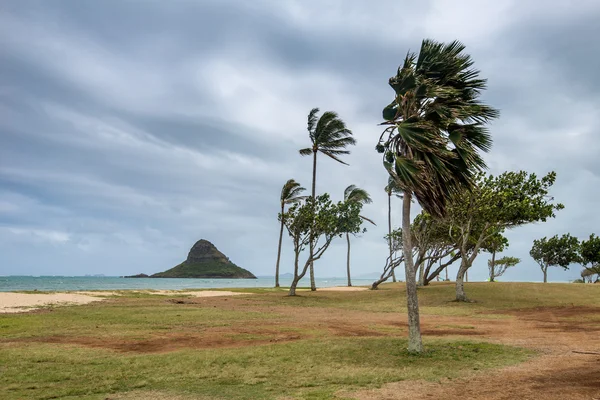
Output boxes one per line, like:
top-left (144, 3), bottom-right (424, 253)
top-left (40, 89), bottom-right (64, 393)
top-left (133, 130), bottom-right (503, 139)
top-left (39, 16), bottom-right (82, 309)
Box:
top-left (300, 108), bottom-right (356, 291)
top-left (275, 179), bottom-right (306, 288)
top-left (385, 176), bottom-right (403, 282)
top-left (377, 39), bottom-right (499, 352)
top-left (343, 185), bottom-right (375, 286)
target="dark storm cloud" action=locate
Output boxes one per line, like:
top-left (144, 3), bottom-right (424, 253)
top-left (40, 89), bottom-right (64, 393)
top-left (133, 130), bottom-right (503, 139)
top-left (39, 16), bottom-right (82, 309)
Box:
top-left (0, 0), bottom-right (599, 282)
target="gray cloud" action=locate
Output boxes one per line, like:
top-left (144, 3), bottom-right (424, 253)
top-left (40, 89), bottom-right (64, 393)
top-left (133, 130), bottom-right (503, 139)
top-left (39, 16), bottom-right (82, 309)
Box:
top-left (1, 1), bottom-right (599, 283)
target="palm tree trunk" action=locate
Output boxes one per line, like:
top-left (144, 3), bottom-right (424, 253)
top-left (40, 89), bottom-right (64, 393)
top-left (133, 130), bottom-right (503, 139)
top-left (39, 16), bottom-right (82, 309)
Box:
top-left (402, 193), bottom-right (422, 353)
top-left (309, 150), bottom-right (317, 291)
top-left (275, 203), bottom-right (285, 288)
top-left (388, 193), bottom-right (397, 282)
top-left (346, 233), bottom-right (352, 287)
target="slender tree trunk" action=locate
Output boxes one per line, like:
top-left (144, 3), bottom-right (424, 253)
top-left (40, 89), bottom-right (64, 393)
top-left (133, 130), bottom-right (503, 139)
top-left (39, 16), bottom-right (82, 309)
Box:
top-left (455, 260), bottom-right (469, 302)
top-left (346, 233), bottom-right (352, 287)
top-left (418, 262), bottom-right (425, 286)
top-left (402, 193), bottom-right (422, 353)
top-left (289, 250), bottom-right (301, 296)
top-left (309, 150), bottom-right (317, 291)
top-left (543, 264), bottom-right (548, 283)
top-left (275, 203), bottom-right (285, 288)
top-left (489, 250), bottom-right (496, 282)
top-left (465, 269), bottom-right (469, 282)
top-left (445, 266), bottom-right (449, 281)
top-left (388, 193), bottom-right (397, 282)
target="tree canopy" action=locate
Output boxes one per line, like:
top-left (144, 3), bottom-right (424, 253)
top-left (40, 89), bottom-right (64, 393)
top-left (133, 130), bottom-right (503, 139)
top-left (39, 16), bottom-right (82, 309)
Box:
top-left (446, 170), bottom-right (564, 299)
top-left (281, 194), bottom-right (364, 295)
top-left (530, 234), bottom-right (580, 283)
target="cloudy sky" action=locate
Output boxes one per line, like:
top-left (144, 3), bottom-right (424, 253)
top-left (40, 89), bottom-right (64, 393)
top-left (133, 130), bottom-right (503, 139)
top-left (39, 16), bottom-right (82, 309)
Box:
top-left (1, 0), bottom-right (599, 282)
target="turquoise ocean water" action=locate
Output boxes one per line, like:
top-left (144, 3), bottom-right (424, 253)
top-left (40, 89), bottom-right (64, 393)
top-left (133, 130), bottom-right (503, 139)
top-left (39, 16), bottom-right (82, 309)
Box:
top-left (0, 276), bottom-right (376, 292)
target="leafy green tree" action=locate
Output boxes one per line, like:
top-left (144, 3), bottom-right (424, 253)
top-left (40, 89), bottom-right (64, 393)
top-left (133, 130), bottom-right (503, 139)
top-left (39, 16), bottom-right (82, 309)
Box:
top-left (377, 39), bottom-right (499, 352)
top-left (385, 177), bottom-right (403, 282)
top-left (343, 185), bottom-right (375, 286)
top-left (530, 234), bottom-right (580, 283)
top-left (488, 256), bottom-right (520, 281)
top-left (482, 229), bottom-right (509, 282)
top-left (281, 194), bottom-right (363, 296)
top-left (411, 212), bottom-right (461, 286)
top-left (274, 179), bottom-right (307, 288)
top-left (300, 108), bottom-right (356, 291)
top-left (580, 234), bottom-right (600, 283)
top-left (447, 171), bottom-right (564, 300)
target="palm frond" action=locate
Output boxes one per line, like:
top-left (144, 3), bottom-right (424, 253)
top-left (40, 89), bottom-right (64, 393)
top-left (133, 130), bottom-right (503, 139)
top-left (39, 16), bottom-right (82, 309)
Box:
top-left (281, 179), bottom-right (306, 204)
top-left (344, 185), bottom-right (373, 204)
top-left (360, 215), bottom-right (376, 225)
top-left (321, 136), bottom-right (357, 151)
top-left (299, 148), bottom-right (313, 157)
top-left (307, 108), bottom-right (319, 142)
top-left (321, 150), bottom-right (349, 165)
top-left (378, 38), bottom-right (499, 217)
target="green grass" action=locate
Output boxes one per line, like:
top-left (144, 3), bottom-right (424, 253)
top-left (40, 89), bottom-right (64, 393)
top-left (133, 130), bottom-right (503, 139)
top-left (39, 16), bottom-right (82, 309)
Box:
top-left (242, 281), bottom-right (600, 316)
top-left (0, 339), bottom-right (531, 400)
top-left (1, 282), bottom-right (598, 399)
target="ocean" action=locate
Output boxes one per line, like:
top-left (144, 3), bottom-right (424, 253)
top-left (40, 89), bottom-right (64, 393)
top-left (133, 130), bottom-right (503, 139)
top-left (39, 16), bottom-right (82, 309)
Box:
top-left (0, 276), bottom-right (377, 292)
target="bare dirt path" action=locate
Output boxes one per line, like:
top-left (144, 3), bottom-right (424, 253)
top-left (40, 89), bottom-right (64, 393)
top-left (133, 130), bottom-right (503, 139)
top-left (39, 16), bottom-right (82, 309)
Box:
top-left (349, 306), bottom-right (600, 400)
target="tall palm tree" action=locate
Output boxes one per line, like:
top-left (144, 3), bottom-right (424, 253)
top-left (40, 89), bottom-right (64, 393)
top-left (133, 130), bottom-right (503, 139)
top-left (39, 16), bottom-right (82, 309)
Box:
top-left (377, 39), bottom-right (499, 352)
top-left (385, 177), bottom-right (403, 282)
top-left (275, 179), bottom-right (306, 288)
top-left (300, 108), bottom-right (356, 291)
top-left (343, 185), bottom-right (375, 286)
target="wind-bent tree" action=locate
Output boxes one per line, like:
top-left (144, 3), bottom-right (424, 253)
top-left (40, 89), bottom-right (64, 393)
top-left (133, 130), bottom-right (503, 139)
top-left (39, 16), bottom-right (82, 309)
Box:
top-left (372, 230), bottom-right (404, 289)
top-left (581, 234), bottom-right (600, 282)
top-left (489, 257), bottom-right (520, 282)
top-left (376, 39), bottom-right (499, 352)
top-left (530, 234), bottom-right (580, 283)
top-left (447, 171), bottom-right (564, 301)
top-left (385, 177), bottom-right (402, 282)
top-left (343, 185), bottom-right (374, 286)
top-left (274, 179), bottom-right (306, 288)
top-left (300, 108), bottom-right (356, 291)
top-left (411, 213), bottom-right (461, 286)
top-left (281, 194), bottom-right (363, 296)
top-left (483, 230), bottom-right (509, 282)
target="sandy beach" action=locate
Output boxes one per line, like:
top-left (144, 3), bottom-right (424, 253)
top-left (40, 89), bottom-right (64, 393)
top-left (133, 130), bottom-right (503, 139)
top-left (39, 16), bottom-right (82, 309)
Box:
top-left (0, 292), bottom-right (105, 313)
top-left (0, 287), bottom-right (364, 313)
top-left (0, 289), bottom-right (257, 313)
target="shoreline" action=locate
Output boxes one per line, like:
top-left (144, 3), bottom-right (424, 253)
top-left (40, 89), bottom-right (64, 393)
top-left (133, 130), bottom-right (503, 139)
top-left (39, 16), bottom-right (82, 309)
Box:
top-left (0, 286), bottom-right (369, 314)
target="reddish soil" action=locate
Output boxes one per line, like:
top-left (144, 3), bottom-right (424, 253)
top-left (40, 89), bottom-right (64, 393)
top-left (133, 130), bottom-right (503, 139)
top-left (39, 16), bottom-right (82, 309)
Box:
top-left (350, 306), bottom-right (600, 400)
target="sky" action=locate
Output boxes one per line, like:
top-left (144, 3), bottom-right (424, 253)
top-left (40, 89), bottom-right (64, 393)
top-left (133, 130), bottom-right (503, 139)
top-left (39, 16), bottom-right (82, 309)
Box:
top-left (1, 0), bottom-right (599, 282)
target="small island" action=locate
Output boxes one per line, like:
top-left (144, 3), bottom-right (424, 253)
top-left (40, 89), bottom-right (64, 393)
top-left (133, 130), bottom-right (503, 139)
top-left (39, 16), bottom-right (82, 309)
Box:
top-left (125, 239), bottom-right (256, 279)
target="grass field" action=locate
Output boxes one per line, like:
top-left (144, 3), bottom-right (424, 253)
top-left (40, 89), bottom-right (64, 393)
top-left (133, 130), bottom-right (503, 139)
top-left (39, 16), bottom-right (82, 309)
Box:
top-left (1, 282), bottom-right (599, 400)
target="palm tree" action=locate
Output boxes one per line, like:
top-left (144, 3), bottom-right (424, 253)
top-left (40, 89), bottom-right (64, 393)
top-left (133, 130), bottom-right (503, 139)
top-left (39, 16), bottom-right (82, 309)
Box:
top-left (275, 179), bottom-right (306, 288)
top-left (300, 108), bottom-right (356, 291)
top-left (343, 185), bottom-right (375, 286)
top-left (377, 39), bottom-right (499, 352)
top-left (385, 177), bottom-right (403, 283)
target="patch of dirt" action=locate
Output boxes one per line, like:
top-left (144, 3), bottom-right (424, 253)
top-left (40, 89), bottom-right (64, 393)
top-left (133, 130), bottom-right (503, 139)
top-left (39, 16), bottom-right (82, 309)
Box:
top-left (348, 353), bottom-right (600, 400)
top-left (347, 306), bottom-right (600, 400)
top-left (21, 328), bottom-right (305, 353)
